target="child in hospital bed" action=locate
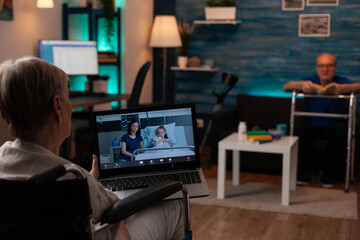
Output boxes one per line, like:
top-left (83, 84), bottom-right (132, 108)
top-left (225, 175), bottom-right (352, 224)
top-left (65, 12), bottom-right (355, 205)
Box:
top-left (152, 125), bottom-right (173, 148)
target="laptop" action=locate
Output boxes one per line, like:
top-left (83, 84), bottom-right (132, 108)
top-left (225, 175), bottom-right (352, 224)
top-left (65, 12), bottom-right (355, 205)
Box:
top-left (92, 103), bottom-right (209, 199)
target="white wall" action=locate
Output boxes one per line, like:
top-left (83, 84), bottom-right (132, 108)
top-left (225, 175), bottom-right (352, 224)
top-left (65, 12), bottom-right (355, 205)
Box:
top-left (0, 0), bottom-right (64, 62)
top-left (0, 0), bottom-right (65, 145)
top-left (0, 0), bottom-right (154, 145)
top-left (123, 0), bottom-right (153, 104)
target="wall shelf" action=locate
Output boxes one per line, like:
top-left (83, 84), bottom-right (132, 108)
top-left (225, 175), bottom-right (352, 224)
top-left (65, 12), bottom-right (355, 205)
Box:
top-left (193, 20), bottom-right (242, 25)
top-left (171, 66), bottom-right (218, 72)
top-left (62, 3), bottom-right (122, 95)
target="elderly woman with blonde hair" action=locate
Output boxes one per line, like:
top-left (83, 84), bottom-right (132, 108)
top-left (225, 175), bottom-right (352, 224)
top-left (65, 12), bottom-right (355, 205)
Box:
top-left (0, 56), bottom-right (184, 240)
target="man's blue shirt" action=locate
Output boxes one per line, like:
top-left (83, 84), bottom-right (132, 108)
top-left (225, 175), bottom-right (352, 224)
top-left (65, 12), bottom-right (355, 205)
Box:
top-left (303, 75), bottom-right (353, 126)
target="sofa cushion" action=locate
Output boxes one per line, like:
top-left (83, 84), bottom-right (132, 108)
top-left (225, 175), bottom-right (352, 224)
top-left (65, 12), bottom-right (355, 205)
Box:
top-left (236, 94), bottom-right (303, 134)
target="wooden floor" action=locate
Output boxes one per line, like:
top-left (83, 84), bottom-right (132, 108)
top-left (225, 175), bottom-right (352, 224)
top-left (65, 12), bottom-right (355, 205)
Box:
top-left (190, 148), bottom-right (360, 240)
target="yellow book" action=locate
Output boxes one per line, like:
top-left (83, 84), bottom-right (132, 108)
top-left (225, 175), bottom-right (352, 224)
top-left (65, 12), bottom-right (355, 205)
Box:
top-left (247, 135), bottom-right (272, 141)
top-left (309, 82), bottom-right (336, 95)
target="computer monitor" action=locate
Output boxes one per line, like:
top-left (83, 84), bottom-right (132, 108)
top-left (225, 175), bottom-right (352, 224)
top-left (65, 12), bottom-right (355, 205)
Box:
top-left (38, 40), bottom-right (99, 76)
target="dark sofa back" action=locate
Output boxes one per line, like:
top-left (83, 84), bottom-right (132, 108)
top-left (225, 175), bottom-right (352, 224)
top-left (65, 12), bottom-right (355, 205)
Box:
top-left (236, 94), bottom-right (303, 134)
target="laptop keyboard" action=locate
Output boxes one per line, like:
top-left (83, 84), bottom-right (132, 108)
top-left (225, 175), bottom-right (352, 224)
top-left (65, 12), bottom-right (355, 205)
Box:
top-left (100, 171), bottom-right (202, 191)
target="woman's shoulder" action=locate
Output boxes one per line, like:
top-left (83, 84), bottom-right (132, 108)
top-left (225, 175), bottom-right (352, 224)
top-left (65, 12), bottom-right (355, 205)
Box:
top-left (121, 134), bottom-right (130, 141)
top-left (0, 140), bottom-right (73, 179)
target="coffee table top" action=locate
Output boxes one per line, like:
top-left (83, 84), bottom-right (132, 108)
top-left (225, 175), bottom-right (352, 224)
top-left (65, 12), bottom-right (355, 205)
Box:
top-left (219, 133), bottom-right (298, 154)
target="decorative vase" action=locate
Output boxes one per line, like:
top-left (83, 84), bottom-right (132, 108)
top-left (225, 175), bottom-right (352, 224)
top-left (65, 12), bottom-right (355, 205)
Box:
top-left (188, 56), bottom-right (201, 68)
top-left (178, 56), bottom-right (188, 68)
top-left (205, 7), bottom-right (236, 21)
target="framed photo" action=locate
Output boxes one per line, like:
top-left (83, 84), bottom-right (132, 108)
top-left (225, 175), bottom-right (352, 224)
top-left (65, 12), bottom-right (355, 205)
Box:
top-left (307, 0), bottom-right (339, 6)
top-left (0, 0), bottom-right (13, 21)
top-left (298, 14), bottom-right (331, 37)
top-left (282, 0), bottom-right (305, 11)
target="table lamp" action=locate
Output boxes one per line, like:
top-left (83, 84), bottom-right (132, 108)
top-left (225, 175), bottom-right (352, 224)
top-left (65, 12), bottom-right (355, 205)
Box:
top-left (36, 0), bottom-right (54, 8)
top-left (149, 15), bottom-right (182, 103)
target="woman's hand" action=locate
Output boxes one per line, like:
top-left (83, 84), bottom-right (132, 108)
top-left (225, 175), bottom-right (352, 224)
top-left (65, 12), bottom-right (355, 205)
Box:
top-left (90, 154), bottom-right (100, 179)
top-left (118, 221), bottom-right (131, 240)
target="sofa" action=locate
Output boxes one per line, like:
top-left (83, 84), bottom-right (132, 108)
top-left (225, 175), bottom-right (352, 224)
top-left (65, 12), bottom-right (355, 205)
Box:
top-left (210, 93), bottom-right (360, 178)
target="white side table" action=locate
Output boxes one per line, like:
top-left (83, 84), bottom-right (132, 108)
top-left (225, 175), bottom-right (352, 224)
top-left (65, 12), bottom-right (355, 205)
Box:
top-left (217, 133), bottom-right (299, 205)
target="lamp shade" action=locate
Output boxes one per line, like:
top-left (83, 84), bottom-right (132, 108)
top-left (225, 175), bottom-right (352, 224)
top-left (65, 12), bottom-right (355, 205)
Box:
top-left (37, 0), bottom-right (54, 8)
top-left (149, 15), bottom-right (182, 48)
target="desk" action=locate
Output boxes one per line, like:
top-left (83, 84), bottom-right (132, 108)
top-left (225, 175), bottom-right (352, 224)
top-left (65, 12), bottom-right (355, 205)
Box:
top-left (71, 93), bottom-right (130, 109)
top-left (217, 133), bottom-right (299, 205)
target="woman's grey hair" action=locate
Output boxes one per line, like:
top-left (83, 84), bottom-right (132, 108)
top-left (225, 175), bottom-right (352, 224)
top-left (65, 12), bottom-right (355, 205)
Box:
top-left (0, 56), bottom-right (69, 138)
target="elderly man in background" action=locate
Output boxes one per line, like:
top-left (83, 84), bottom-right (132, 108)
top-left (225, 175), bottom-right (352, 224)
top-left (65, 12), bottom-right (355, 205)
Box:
top-left (283, 53), bottom-right (360, 188)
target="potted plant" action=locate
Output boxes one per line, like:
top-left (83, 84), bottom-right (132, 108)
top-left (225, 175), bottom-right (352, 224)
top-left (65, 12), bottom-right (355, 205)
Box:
top-left (99, 0), bottom-right (115, 52)
top-left (205, 0), bottom-right (237, 21)
top-left (178, 20), bottom-right (194, 68)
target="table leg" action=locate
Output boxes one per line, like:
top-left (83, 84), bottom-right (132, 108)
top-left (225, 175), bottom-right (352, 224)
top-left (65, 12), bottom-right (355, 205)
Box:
top-left (290, 141), bottom-right (298, 191)
top-left (217, 147), bottom-right (226, 199)
top-left (233, 150), bottom-right (240, 185)
top-left (282, 152), bottom-right (291, 206)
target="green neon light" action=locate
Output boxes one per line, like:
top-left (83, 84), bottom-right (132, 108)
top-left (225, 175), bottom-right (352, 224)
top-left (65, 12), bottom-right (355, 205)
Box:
top-left (246, 89), bottom-right (291, 98)
top-left (70, 75), bottom-right (87, 91)
top-left (115, 0), bottom-right (126, 8)
top-left (97, 18), bottom-right (119, 53)
top-left (68, 1), bottom-right (126, 100)
top-left (116, 0), bottom-right (126, 94)
top-left (69, 14), bottom-right (89, 40)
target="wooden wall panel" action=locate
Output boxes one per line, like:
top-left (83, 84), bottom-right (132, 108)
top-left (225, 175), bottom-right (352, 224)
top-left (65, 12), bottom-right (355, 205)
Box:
top-left (174, 0), bottom-right (360, 113)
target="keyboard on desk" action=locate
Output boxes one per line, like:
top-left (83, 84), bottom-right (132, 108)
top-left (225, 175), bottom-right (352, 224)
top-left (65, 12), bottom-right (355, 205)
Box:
top-left (100, 171), bottom-right (202, 191)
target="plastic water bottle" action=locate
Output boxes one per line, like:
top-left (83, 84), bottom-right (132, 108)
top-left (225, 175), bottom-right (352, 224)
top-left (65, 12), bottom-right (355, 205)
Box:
top-left (238, 122), bottom-right (247, 142)
top-left (112, 138), bottom-right (120, 147)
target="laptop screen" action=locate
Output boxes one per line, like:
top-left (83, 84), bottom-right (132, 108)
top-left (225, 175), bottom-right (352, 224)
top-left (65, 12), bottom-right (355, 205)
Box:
top-left (93, 104), bottom-right (200, 177)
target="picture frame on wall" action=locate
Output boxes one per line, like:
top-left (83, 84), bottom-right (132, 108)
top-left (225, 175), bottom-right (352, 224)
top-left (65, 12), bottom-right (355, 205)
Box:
top-left (282, 0), bottom-right (305, 11)
top-left (299, 14), bottom-right (331, 37)
top-left (307, 0), bottom-right (339, 6)
top-left (0, 0), bottom-right (13, 21)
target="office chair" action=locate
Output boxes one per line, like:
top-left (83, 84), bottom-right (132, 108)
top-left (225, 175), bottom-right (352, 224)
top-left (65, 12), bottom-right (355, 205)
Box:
top-left (0, 164), bottom-right (192, 240)
top-left (127, 61), bottom-right (152, 108)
